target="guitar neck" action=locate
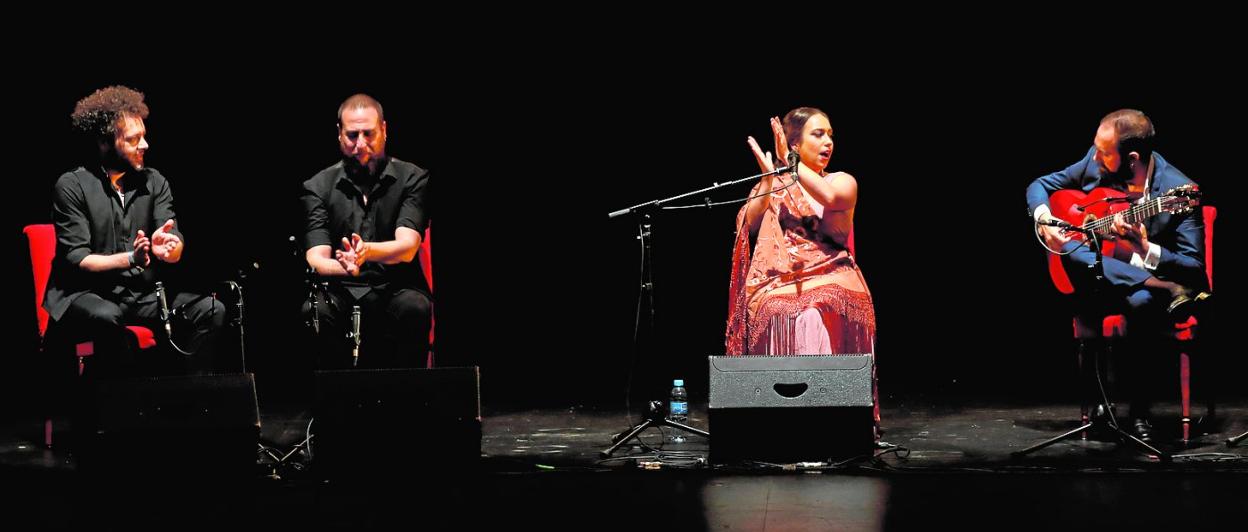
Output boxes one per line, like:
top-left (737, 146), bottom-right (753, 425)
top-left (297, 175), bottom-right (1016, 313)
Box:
top-left (1083, 197), bottom-right (1168, 235)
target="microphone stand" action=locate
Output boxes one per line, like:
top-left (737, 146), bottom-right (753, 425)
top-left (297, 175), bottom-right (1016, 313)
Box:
top-left (1013, 225), bottom-right (1169, 461)
top-left (226, 266), bottom-right (249, 374)
top-left (349, 306), bottom-right (362, 368)
top-left (600, 162), bottom-right (794, 457)
top-left (155, 281), bottom-right (196, 356)
top-left (608, 164), bottom-right (797, 219)
top-left (1228, 430), bottom-right (1247, 447)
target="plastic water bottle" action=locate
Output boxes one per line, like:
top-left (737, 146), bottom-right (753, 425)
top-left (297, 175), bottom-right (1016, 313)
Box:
top-left (668, 379), bottom-right (688, 443)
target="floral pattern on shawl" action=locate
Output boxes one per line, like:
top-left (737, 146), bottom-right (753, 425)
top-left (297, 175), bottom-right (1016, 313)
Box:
top-left (725, 179), bottom-right (875, 355)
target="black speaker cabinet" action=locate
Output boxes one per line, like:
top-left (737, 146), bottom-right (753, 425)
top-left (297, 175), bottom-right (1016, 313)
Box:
top-left (708, 355), bottom-right (874, 464)
top-left (86, 373), bottom-right (260, 476)
top-left (313, 367), bottom-right (481, 477)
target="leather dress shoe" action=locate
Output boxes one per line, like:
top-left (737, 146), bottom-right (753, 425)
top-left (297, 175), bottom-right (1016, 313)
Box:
top-left (1168, 290), bottom-right (1211, 319)
top-left (1133, 418), bottom-right (1154, 442)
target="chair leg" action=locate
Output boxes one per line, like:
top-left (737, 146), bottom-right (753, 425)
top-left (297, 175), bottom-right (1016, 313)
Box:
top-left (1180, 350), bottom-right (1192, 445)
top-left (1077, 340), bottom-right (1090, 440)
top-left (44, 342), bottom-right (96, 450)
top-left (75, 341), bottom-right (94, 377)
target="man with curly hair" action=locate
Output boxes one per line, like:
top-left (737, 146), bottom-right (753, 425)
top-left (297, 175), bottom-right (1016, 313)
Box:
top-left (45, 85), bottom-right (225, 375)
top-left (300, 93), bottom-right (432, 369)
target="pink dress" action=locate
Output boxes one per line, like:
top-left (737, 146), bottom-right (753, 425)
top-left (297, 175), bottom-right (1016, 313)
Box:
top-left (725, 176), bottom-right (878, 423)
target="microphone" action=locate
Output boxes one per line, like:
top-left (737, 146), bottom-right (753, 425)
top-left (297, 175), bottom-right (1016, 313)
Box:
top-left (1037, 218), bottom-right (1077, 230)
top-left (350, 305), bottom-right (361, 367)
top-left (1038, 218), bottom-right (1097, 237)
top-left (1076, 196), bottom-right (1131, 211)
top-left (783, 150), bottom-right (800, 173)
top-left (156, 281), bottom-right (172, 337)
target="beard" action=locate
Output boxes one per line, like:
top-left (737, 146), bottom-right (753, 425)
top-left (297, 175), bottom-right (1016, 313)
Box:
top-left (1100, 158), bottom-right (1132, 183)
top-left (103, 147), bottom-right (143, 172)
top-left (343, 150), bottom-right (385, 176)
top-left (343, 155), bottom-right (369, 175)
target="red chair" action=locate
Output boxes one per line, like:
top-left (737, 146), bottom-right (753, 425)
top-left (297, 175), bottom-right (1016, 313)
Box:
top-left (1175, 206), bottom-right (1215, 443)
top-left (1061, 206), bottom-right (1215, 445)
top-left (418, 224), bottom-right (435, 368)
top-left (24, 224), bottom-right (156, 448)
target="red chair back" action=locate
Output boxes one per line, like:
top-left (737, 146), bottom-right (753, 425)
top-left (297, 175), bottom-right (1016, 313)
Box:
top-left (24, 224), bottom-right (56, 339)
top-left (1203, 206), bottom-right (1215, 290)
top-left (419, 224), bottom-right (434, 366)
top-left (419, 224), bottom-right (432, 293)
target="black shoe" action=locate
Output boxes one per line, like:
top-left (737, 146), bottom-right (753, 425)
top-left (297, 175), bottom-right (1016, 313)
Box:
top-left (1133, 418), bottom-right (1154, 442)
top-left (1168, 290), bottom-right (1212, 319)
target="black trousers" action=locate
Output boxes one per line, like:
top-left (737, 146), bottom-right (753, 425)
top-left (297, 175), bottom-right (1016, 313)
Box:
top-left (1075, 289), bottom-right (1176, 419)
top-left (302, 285), bottom-right (432, 369)
top-left (59, 288), bottom-right (228, 377)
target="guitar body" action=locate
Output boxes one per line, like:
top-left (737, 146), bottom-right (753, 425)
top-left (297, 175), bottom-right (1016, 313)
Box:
top-left (1039, 183), bottom-right (1199, 294)
top-left (1044, 187), bottom-right (1133, 294)
top-left (1037, 182), bottom-right (1198, 294)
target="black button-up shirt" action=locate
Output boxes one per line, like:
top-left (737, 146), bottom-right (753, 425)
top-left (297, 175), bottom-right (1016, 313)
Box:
top-left (45, 166), bottom-right (182, 320)
top-left (301, 157), bottom-right (430, 298)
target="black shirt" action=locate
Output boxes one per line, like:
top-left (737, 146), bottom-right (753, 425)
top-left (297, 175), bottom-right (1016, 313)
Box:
top-left (301, 157), bottom-right (430, 297)
top-left (45, 166), bottom-right (183, 320)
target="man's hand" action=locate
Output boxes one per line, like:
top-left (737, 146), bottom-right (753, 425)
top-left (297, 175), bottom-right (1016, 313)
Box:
top-left (1037, 215), bottom-right (1072, 251)
top-left (348, 233), bottom-right (370, 266)
top-left (132, 230), bottom-right (151, 268)
top-left (150, 219), bottom-right (181, 262)
top-left (1111, 213), bottom-right (1150, 259)
top-left (335, 236), bottom-right (361, 276)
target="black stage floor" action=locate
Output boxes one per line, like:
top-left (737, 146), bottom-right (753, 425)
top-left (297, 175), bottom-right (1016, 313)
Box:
top-left (3, 396), bottom-right (1247, 530)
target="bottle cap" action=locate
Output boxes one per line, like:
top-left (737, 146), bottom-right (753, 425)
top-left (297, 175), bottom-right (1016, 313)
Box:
top-left (673, 379), bottom-right (684, 387)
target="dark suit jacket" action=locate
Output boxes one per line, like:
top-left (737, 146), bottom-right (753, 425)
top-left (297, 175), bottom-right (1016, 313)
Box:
top-left (1026, 148), bottom-right (1206, 291)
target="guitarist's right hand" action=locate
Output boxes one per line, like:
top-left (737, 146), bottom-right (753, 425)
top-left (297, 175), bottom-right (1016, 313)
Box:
top-left (1037, 214), bottom-right (1072, 252)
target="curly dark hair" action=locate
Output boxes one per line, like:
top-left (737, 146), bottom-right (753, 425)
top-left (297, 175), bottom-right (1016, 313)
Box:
top-left (70, 85), bottom-right (149, 137)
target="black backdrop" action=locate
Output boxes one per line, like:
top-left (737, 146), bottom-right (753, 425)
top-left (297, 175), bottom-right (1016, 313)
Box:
top-left (4, 40), bottom-right (1243, 417)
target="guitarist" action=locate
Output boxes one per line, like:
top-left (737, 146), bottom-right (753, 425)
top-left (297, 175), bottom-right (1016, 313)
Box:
top-left (1025, 109), bottom-right (1211, 441)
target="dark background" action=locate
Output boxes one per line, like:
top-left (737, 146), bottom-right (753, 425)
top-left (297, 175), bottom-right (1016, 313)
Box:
top-left (3, 40), bottom-right (1243, 420)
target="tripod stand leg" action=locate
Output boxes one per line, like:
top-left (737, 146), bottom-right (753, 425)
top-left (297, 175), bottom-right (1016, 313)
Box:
top-left (662, 418), bottom-right (710, 439)
top-left (1013, 422), bottom-right (1095, 457)
top-left (1227, 429), bottom-right (1247, 447)
top-left (601, 418), bottom-right (655, 458)
top-left (1015, 417), bottom-right (1169, 460)
top-left (1116, 427), bottom-right (1169, 460)
top-left (276, 434), bottom-right (314, 463)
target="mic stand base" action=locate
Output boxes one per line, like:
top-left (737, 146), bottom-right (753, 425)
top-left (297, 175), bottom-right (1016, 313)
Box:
top-left (259, 432), bottom-right (314, 480)
top-left (600, 400), bottom-right (709, 458)
top-left (1012, 403), bottom-right (1170, 461)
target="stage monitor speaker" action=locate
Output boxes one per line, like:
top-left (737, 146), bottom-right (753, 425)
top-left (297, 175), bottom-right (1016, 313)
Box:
top-left (708, 355), bottom-right (874, 464)
top-left (313, 367), bottom-right (481, 477)
top-left (86, 373), bottom-right (260, 476)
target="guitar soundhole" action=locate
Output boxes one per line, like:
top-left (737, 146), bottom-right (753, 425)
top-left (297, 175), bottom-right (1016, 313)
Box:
top-left (773, 383), bottom-right (808, 398)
